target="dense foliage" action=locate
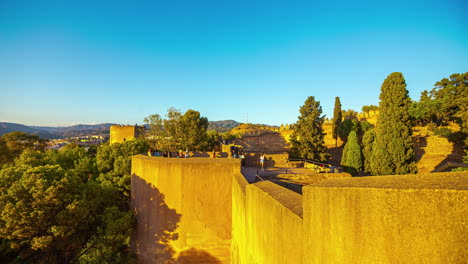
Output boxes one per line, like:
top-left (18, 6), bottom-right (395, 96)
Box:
top-left (361, 105), bottom-right (378, 116)
top-left (362, 129), bottom-right (376, 174)
top-left (145, 108), bottom-right (212, 151)
top-left (409, 72), bottom-right (468, 165)
top-left (0, 136), bottom-right (147, 263)
top-left (340, 131), bottom-right (362, 176)
top-left (371, 72), bottom-right (416, 175)
top-left (0, 132), bottom-right (47, 168)
top-left (290, 96), bottom-right (329, 161)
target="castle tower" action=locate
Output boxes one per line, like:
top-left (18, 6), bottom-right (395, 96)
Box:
top-left (109, 125), bottom-right (145, 144)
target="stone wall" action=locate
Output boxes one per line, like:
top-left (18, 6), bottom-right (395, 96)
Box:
top-left (131, 155), bottom-right (239, 263)
top-left (302, 172), bottom-right (467, 263)
top-left (231, 180), bottom-right (303, 264)
top-left (110, 125), bottom-right (145, 144)
top-left (232, 132), bottom-right (290, 153)
top-left (231, 171), bottom-right (467, 263)
top-left (132, 156), bottom-right (467, 263)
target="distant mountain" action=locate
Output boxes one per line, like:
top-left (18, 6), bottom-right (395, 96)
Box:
top-left (0, 122), bottom-right (115, 139)
top-left (31, 123), bottom-right (115, 138)
top-left (208, 120), bottom-right (241, 133)
top-left (1, 120), bottom-right (247, 138)
top-left (0, 122), bottom-right (56, 138)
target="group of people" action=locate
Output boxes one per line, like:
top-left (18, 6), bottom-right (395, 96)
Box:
top-left (147, 148), bottom-right (189, 158)
top-left (231, 148), bottom-right (247, 168)
top-left (231, 148), bottom-right (266, 170)
top-left (147, 147), bottom-right (267, 170)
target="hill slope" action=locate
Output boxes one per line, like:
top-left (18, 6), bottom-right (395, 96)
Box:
top-left (208, 120), bottom-right (241, 133)
top-left (0, 122), bottom-right (114, 138)
top-left (0, 122), bottom-right (55, 138)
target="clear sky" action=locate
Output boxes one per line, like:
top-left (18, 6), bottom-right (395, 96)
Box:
top-left (1, 0), bottom-right (467, 126)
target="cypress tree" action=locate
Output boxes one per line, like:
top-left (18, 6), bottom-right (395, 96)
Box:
top-left (371, 72), bottom-right (416, 175)
top-left (340, 130), bottom-right (362, 176)
top-left (290, 96), bottom-right (329, 161)
top-left (332, 97), bottom-right (343, 147)
top-left (362, 129), bottom-right (375, 174)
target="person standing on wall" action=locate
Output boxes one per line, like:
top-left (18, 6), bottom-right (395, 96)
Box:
top-left (240, 151), bottom-right (246, 169)
top-left (259, 153), bottom-right (265, 171)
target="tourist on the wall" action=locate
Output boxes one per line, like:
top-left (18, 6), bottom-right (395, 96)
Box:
top-left (260, 153), bottom-right (265, 171)
top-left (240, 151), bottom-right (246, 168)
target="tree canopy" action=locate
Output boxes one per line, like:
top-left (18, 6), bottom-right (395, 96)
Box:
top-left (144, 108), bottom-right (211, 151)
top-left (340, 130), bottom-right (362, 176)
top-left (290, 96), bottom-right (329, 161)
top-left (371, 72), bottom-right (416, 175)
top-left (0, 135), bottom-right (144, 263)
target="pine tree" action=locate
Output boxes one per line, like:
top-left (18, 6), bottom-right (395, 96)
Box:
top-left (362, 129), bottom-right (375, 173)
top-left (290, 96), bottom-right (329, 161)
top-left (332, 97), bottom-right (343, 147)
top-left (340, 130), bottom-right (362, 176)
top-left (371, 72), bottom-right (416, 175)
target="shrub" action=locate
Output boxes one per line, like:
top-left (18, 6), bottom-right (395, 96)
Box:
top-left (433, 127), bottom-right (452, 137)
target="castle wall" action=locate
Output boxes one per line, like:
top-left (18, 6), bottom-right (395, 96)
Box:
top-left (232, 132), bottom-right (290, 153)
top-left (246, 181), bottom-right (303, 264)
top-left (132, 156), bottom-right (467, 263)
top-left (231, 173), bottom-right (249, 264)
top-left (302, 172), bottom-right (468, 263)
top-left (131, 155), bottom-right (239, 263)
top-left (110, 125), bottom-right (144, 144)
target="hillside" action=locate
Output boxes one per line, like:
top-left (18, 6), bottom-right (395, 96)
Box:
top-left (0, 122), bottom-right (55, 138)
top-left (1, 120), bottom-right (243, 138)
top-left (208, 120), bottom-right (241, 133)
top-left (32, 123), bottom-right (115, 138)
top-left (229, 123), bottom-right (279, 136)
top-left (0, 122), bottom-right (114, 139)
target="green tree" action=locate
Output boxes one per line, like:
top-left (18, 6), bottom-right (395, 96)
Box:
top-left (179, 109), bottom-right (209, 150)
top-left (342, 109), bottom-right (358, 120)
top-left (361, 105), bottom-right (379, 116)
top-left (163, 107), bottom-right (183, 150)
top-left (430, 72), bottom-right (468, 132)
top-left (0, 132), bottom-right (47, 167)
top-left (371, 72), bottom-right (416, 175)
top-left (362, 129), bottom-right (376, 174)
top-left (340, 131), bottom-right (362, 176)
top-left (151, 108), bottom-right (211, 151)
top-left (205, 130), bottom-right (220, 151)
top-left (0, 143), bottom-right (138, 263)
top-left (332, 97), bottom-right (343, 147)
top-left (96, 139), bottom-right (148, 200)
top-left (337, 119), bottom-right (360, 142)
top-left (144, 114), bottom-right (166, 150)
top-left (290, 96), bottom-right (329, 161)
top-left (409, 91), bottom-right (442, 126)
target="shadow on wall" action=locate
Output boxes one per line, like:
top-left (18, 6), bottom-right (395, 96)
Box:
top-left (413, 135), bottom-right (428, 162)
top-left (131, 174), bottom-right (221, 263)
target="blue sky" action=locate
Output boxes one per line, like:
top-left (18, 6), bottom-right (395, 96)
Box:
top-left (1, 0), bottom-right (467, 126)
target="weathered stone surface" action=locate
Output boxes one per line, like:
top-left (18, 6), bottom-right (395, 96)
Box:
top-left (132, 156), bottom-right (467, 264)
top-left (303, 172), bottom-right (468, 263)
top-left (110, 125), bottom-right (145, 144)
top-left (131, 156), bottom-right (239, 263)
